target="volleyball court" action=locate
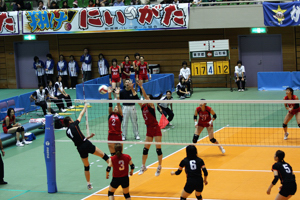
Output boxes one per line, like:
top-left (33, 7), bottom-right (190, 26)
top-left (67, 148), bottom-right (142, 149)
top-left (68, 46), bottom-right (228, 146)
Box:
top-left (56, 99), bottom-right (300, 200)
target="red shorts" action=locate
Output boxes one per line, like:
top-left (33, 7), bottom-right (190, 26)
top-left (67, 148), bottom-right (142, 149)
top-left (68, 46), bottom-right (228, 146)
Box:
top-left (197, 122), bottom-right (213, 128)
top-left (122, 74), bottom-right (130, 80)
top-left (289, 107), bottom-right (300, 115)
top-left (146, 124), bottom-right (162, 137)
top-left (112, 77), bottom-right (120, 83)
top-left (139, 74), bottom-right (148, 81)
top-left (2, 127), bottom-right (8, 134)
top-left (108, 134), bottom-right (122, 141)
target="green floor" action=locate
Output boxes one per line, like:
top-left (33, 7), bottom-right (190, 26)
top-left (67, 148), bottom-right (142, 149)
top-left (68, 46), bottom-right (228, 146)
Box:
top-left (0, 87), bottom-right (295, 200)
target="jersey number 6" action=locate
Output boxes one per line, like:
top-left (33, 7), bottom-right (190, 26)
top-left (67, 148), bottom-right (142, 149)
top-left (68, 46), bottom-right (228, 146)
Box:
top-left (190, 160), bottom-right (197, 170)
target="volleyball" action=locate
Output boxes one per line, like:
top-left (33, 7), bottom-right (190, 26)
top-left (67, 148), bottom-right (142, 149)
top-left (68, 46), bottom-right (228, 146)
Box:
top-left (98, 85), bottom-right (108, 94)
top-left (125, 6), bottom-right (137, 20)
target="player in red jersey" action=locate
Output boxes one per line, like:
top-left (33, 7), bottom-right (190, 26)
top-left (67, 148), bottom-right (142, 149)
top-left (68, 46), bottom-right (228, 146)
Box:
top-left (193, 99), bottom-right (225, 154)
top-left (137, 56), bottom-right (151, 83)
top-left (121, 55), bottom-right (131, 85)
top-left (132, 53), bottom-right (140, 91)
top-left (109, 58), bottom-right (121, 99)
top-left (283, 87), bottom-right (300, 140)
top-left (135, 81), bottom-right (162, 176)
top-left (108, 87), bottom-right (123, 155)
top-left (106, 143), bottom-right (134, 200)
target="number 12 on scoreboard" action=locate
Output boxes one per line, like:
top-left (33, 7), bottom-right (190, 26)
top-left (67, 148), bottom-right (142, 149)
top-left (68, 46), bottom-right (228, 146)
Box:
top-left (207, 61), bottom-right (214, 75)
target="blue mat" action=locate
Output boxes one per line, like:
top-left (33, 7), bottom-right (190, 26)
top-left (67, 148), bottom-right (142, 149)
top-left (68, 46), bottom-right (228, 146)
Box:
top-left (258, 72), bottom-right (300, 91)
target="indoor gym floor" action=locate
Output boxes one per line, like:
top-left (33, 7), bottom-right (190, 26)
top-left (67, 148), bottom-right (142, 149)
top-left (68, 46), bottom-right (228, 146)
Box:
top-left (0, 87), bottom-right (299, 200)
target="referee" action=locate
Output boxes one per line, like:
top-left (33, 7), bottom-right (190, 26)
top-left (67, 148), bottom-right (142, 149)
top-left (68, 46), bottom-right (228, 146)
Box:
top-left (157, 90), bottom-right (174, 126)
top-left (120, 79), bottom-right (140, 140)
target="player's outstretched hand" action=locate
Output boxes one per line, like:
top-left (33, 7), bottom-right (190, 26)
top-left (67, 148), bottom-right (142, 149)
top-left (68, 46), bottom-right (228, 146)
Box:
top-left (170, 171), bottom-right (175, 175)
top-left (194, 121), bottom-right (198, 128)
top-left (137, 80), bottom-right (143, 87)
top-left (130, 171), bottom-right (133, 176)
top-left (107, 87), bottom-right (112, 94)
top-left (115, 87), bottom-right (120, 94)
top-left (128, 82), bottom-right (134, 89)
top-left (266, 188), bottom-right (271, 195)
top-left (90, 133), bottom-right (95, 138)
top-left (106, 174), bottom-right (109, 179)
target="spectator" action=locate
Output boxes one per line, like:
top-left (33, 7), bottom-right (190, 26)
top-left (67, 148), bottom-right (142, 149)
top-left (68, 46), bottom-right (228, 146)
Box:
top-left (12, 0), bottom-right (24, 11)
top-left (0, 0), bottom-right (7, 11)
top-left (98, 53), bottom-right (109, 77)
top-left (30, 84), bottom-right (57, 116)
top-left (113, 0), bottom-right (124, 6)
top-left (173, 0), bottom-right (180, 4)
top-left (88, 0), bottom-right (95, 6)
top-left (99, 0), bottom-right (106, 6)
top-left (72, 0), bottom-right (78, 8)
top-left (131, 0), bottom-right (140, 5)
top-left (68, 55), bottom-right (79, 89)
top-left (37, 0), bottom-right (47, 10)
top-left (120, 79), bottom-right (140, 141)
top-left (177, 77), bottom-right (189, 99)
top-left (48, 0), bottom-right (59, 9)
top-left (57, 54), bottom-right (68, 89)
top-left (192, 0), bottom-right (201, 6)
top-left (62, 0), bottom-right (70, 8)
top-left (121, 55), bottom-right (131, 84)
top-left (80, 48), bottom-right (92, 82)
top-left (46, 80), bottom-right (64, 113)
top-left (33, 56), bottom-right (46, 88)
top-left (45, 53), bottom-right (54, 83)
top-left (95, 0), bottom-right (101, 6)
top-left (2, 108), bottom-right (31, 147)
top-left (179, 61), bottom-right (191, 92)
top-left (235, 60), bottom-right (246, 92)
top-left (0, 137), bottom-right (6, 185)
top-left (157, 90), bottom-right (174, 126)
top-left (54, 75), bottom-right (74, 112)
top-left (160, 0), bottom-right (169, 4)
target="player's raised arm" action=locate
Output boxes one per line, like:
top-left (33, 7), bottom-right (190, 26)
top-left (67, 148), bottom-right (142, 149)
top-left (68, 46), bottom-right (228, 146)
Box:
top-left (108, 87), bottom-right (113, 115)
top-left (115, 88), bottom-right (122, 116)
top-left (77, 104), bottom-right (88, 122)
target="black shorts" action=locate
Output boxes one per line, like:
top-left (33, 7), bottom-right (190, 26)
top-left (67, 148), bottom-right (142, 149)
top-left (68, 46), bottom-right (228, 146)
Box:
top-left (110, 176), bottom-right (129, 189)
top-left (280, 182), bottom-right (297, 197)
top-left (184, 178), bottom-right (203, 194)
top-left (77, 140), bottom-right (96, 159)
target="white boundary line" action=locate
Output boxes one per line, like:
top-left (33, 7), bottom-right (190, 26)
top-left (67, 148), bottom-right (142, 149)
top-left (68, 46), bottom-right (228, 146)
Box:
top-left (81, 126), bottom-right (226, 200)
top-left (93, 194), bottom-right (223, 200)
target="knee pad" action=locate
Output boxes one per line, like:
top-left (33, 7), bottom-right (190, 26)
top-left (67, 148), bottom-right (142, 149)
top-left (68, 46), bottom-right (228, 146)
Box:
top-left (143, 147), bottom-right (149, 155)
top-left (193, 134), bottom-right (199, 143)
top-left (156, 148), bottom-right (162, 156)
top-left (84, 166), bottom-right (90, 171)
top-left (196, 195), bottom-right (202, 200)
top-left (180, 197), bottom-right (187, 200)
top-left (210, 138), bottom-right (216, 143)
top-left (108, 191), bottom-right (114, 196)
top-left (283, 123), bottom-right (287, 128)
top-left (124, 193), bottom-right (130, 199)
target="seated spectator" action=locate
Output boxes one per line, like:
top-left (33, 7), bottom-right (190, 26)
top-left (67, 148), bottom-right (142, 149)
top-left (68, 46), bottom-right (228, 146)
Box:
top-left (157, 90), bottom-right (174, 126)
top-left (12, 0), bottom-right (24, 11)
top-left (30, 84), bottom-right (57, 116)
top-left (177, 77), bottom-right (189, 99)
top-left (113, 0), bottom-right (124, 6)
top-left (37, 0), bottom-right (47, 10)
top-left (2, 108), bottom-right (31, 147)
top-left (179, 61), bottom-right (191, 92)
top-left (48, 0), bottom-right (59, 9)
top-left (88, 0), bottom-right (95, 7)
top-left (235, 60), bottom-right (246, 92)
top-left (62, 0), bottom-right (70, 8)
top-left (72, 0), bottom-right (78, 8)
top-left (0, 0), bottom-right (7, 12)
top-left (46, 80), bottom-right (64, 113)
top-left (54, 75), bottom-right (74, 112)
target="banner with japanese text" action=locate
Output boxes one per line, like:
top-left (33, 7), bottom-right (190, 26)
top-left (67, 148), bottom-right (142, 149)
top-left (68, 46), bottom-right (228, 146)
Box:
top-left (22, 4), bottom-right (189, 34)
top-left (263, 2), bottom-right (300, 27)
top-left (0, 11), bottom-right (19, 35)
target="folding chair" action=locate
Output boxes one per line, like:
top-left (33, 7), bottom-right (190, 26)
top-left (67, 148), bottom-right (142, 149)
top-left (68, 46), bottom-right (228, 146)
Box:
top-left (7, 99), bottom-right (25, 120)
top-left (0, 101), bottom-right (7, 116)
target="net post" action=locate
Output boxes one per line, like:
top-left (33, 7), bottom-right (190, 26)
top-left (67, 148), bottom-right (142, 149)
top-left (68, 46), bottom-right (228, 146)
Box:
top-left (44, 114), bottom-right (57, 193)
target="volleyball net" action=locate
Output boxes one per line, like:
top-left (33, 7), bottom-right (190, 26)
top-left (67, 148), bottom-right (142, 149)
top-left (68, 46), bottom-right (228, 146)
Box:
top-left (60, 99), bottom-right (300, 148)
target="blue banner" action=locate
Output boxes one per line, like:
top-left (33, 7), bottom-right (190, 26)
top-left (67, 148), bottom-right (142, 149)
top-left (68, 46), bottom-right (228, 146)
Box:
top-left (263, 2), bottom-right (300, 27)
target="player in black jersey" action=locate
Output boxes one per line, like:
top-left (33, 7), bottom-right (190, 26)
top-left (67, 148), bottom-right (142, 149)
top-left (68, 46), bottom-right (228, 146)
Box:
top-left (64, 104), bottom-right (110, 190)
top-left (267, 150), bottom-right (297, 200)
top-left (171, 145), bottom-right (208, 200)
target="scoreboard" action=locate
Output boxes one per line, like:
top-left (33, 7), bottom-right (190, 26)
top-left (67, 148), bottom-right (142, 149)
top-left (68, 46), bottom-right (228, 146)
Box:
top-left (192, 61), bottom-right (229, 76)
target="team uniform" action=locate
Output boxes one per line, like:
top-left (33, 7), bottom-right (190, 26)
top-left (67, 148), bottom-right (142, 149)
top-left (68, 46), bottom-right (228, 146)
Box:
top-left (141, 104), bottom-right (162, 137)
top-left (138, 62), bottom-right (148, 81)
top-left (179, 157), bottom-right (206, 194)
top-left (122, 61), bottom-right (131, 79)
top-left (272, 161), bottom-right (297, 197)
top-left (2, 116), bottom-right (15, 133)
top-left (284, 95), bottom-right (300, 115)
top-left (110, 154), bottom-right (132, 188)
top-left (196, 106), bottom-right (213, 128)
top-left (108, 112), bottom-right (123, 141)
top-left (66, 120), bottom-right (96, 158)
top-left (133, 60), bottom-right (140, 79)
top-left (110, 66), bottom-right (120, 83)
top-left (45, 59), bottom-right (54, 83)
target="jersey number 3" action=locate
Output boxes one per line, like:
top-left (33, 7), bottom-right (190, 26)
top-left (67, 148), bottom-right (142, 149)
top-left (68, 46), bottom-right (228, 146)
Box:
top-left (283, 164), bottom-right (291, 173)
top-left (190, 160), bottom-right (197, 170)
top-left (119, 160), bottom-right (125, 171)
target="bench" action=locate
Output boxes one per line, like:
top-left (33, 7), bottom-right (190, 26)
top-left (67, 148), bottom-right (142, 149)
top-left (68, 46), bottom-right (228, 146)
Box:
top-left (0, 122), bottom-right (44, 142)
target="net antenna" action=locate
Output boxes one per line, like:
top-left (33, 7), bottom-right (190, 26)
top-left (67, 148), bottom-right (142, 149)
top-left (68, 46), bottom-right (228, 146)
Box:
top-left (188, 39), bottom-right (232, 91)
top-left (82, 76), bottom-right (90, 136)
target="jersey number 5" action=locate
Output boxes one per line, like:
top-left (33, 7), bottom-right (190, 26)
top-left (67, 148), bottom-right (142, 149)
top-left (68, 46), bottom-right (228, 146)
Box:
top-left (190, 160), bottom-right (197, 170)
top-left (119, 160), bottom-right (125, 171)
top-left (283, 164), bottom-right (291, 173)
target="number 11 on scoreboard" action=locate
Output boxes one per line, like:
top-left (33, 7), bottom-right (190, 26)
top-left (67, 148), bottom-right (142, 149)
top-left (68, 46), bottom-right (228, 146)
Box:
top-left (207, 61), bottom-right (214, 75)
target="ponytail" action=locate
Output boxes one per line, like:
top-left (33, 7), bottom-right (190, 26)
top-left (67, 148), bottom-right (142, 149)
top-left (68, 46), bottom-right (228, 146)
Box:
top-left (114, 143), bottom-right (123, 158)
top-left (275, 150), bottom-right (285, 163)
